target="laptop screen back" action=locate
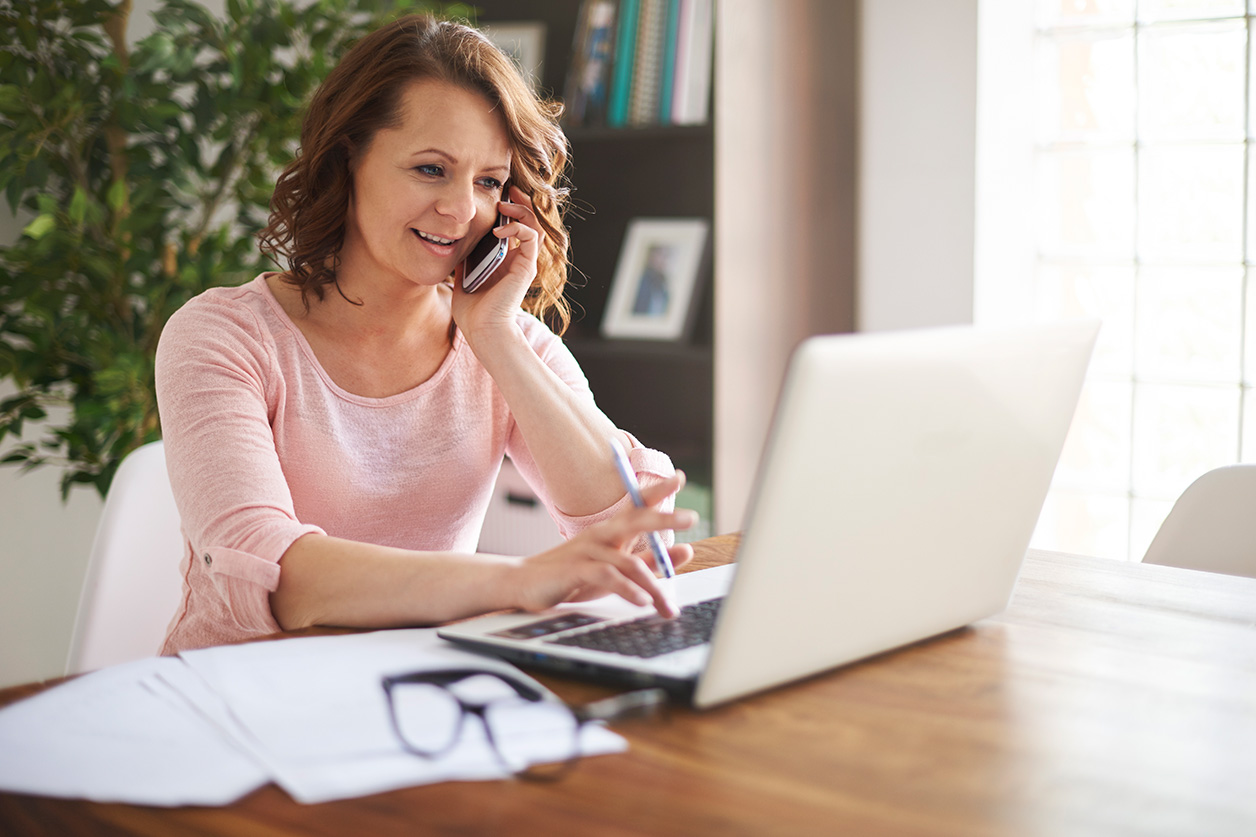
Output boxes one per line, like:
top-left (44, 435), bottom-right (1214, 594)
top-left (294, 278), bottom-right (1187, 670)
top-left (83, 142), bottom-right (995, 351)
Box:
top-left (694, 320), bottom-right (1098, 708)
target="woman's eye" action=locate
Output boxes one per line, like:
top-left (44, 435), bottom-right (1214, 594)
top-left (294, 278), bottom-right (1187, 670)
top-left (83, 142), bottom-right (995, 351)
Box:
top-left (478, 177), bottom-right (504, 192)
top-left (415, 164), bottom-right (443, 177)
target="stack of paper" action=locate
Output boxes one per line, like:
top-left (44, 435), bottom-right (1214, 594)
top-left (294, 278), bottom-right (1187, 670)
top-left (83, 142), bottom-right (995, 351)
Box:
top-left (0, 630), bottom-right (625, 806)
top-left (0, 657), bottom-right (268, 806)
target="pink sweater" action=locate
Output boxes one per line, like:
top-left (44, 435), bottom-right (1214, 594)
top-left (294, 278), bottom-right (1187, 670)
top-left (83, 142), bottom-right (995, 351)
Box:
top-left (155, 275), bottom-right (676, 653)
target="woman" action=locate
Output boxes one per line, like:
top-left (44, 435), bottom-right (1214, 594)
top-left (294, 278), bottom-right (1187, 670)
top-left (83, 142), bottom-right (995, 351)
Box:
top-left (155, 14), bottom-right (694, 654)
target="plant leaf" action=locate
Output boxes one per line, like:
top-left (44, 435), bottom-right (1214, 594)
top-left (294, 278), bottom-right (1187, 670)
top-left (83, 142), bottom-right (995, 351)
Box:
top-left (22, 214), bottom-right (55, 240)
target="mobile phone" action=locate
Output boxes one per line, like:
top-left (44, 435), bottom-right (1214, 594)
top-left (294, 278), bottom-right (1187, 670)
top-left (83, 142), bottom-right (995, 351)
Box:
top-left (461, 194), bottom-right (510, 293)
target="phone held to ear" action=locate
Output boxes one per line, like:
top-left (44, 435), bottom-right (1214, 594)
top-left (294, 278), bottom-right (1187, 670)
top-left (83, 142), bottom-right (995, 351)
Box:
top-left (461, 193), bottom-right (510, 293)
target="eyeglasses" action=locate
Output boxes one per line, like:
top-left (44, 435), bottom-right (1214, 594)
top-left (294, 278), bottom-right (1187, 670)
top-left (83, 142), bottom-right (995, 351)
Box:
top-left (381, 667), bottom-right (668, 781)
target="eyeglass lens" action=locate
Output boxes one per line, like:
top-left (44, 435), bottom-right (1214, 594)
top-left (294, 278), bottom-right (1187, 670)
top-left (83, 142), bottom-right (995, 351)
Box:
top-left (389, 674), bottom-right (583, 777)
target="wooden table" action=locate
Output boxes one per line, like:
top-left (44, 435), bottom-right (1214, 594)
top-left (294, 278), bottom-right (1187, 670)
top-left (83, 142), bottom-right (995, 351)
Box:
top-left (2, 534), bottom-right (1254, 836)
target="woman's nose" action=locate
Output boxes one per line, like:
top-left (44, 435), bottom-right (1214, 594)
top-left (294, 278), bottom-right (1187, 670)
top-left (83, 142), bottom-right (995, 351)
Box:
top-left (435, 183), bottom-right (476, 225)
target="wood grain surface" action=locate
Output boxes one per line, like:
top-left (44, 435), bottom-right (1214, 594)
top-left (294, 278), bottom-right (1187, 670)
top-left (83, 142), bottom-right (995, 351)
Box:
top-left (2, 535), bottom-right (1254, 836)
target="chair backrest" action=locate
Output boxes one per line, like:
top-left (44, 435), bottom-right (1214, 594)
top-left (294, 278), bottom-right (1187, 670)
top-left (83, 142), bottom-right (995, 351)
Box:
top-left (65, 440), bottom-right (186, 674)
top-left (1141, 464), bottom-right (1256, 579)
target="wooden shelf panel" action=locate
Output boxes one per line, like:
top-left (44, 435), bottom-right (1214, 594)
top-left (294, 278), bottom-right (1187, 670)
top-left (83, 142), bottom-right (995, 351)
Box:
top-left (473, 0), bottom-right (715, 482)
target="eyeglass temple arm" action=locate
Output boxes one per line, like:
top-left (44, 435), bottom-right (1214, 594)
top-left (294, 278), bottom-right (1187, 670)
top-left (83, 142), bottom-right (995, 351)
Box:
top-left (576, 688), bottom-right (670, 724)
top-left (382, 668), bottom-right (546, 701)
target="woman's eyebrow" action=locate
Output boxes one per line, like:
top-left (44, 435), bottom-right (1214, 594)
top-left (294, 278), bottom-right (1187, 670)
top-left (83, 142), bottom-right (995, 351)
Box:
top-left (408, 148), bottom-right (510, 175)
top-left (408, 147), bottom-right (456, 162)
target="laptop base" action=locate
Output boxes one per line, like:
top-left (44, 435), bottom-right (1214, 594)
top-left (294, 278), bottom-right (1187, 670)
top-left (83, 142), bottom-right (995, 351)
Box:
top-left (442, 635), bottom-right (700, 701)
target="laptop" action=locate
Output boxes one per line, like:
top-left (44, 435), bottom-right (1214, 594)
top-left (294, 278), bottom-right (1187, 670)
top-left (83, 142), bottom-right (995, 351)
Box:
top-left (439, 320), bottom-right (1099, 708)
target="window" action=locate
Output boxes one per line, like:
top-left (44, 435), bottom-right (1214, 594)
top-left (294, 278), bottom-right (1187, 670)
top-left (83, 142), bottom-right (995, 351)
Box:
top-left (1022, 0), bottom-right (1253, 560)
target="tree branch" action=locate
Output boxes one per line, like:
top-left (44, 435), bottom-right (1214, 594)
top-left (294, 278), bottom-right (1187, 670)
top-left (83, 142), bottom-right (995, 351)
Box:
top-left (102, 0), bottom-right (132, 241)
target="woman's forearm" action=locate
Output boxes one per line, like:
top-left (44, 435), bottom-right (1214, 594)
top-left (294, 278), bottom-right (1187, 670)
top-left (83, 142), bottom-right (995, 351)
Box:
top-left (466, 325), bottom-right (633, 516)
top-left (271, 470), bottom-right (696, 631)
top-left (268, 533), bottom-right (522, 631)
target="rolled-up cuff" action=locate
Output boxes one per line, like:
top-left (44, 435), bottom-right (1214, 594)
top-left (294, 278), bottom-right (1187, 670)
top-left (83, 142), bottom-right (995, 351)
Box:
top-left (553, 436), bottom-right (678, 551)
top-left (200, 546), bottom-right (281, 634)
top-left (199, 523), bottom-right (324, 635)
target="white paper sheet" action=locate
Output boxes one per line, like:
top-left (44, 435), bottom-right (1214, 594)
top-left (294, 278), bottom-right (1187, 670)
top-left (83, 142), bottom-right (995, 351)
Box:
top-left (0, 630), bottom-right (626, 807)
top-left (176, 629), bottom-right (626, 804)
top-left (0, 657), bottom-right (269, 806)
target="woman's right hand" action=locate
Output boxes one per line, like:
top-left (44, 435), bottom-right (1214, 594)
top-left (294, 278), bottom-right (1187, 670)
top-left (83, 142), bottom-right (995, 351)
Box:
top-left (509, 472), bottom-right (696, 618)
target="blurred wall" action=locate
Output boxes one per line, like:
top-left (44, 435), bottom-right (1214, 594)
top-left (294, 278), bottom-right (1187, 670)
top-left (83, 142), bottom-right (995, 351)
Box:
top-left (1, 0), bottom-right (981, 688)
top-left (714, 0), bottom-right (978, 529)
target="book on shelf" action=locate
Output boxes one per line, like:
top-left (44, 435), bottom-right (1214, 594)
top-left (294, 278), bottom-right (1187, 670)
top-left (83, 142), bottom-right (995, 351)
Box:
top-left (562, 0), bottom-right (712, 130)
top-left (628, 0), bottom-right (667, 126)
top-left (672, 0), bottom-right (712, 125)
top-left (606, 0), bottom-right (640, 127)
top-left (657, 0), bottom-right (681, 122)
top-left (562, 0), bottom-right (618, 127)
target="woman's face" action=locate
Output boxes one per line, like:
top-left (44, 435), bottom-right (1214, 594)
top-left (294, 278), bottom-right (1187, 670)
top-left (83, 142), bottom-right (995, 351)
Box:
top-left (341, 77), bottom-right (512, 292)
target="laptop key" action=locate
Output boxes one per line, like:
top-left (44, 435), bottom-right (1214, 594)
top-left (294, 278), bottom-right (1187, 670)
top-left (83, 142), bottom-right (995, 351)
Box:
top-left (547, 598), bottom-right (724, 659)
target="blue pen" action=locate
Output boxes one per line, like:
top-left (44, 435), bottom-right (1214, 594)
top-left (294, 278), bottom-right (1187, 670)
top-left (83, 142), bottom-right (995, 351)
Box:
top-left (609, 439), bottom-right (676, 578)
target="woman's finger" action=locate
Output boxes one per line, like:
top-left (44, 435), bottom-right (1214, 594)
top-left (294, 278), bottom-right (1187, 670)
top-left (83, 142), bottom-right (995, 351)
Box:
top-left (598, 505), bottom-right (696, 548)
top-left (506, 183), bottom-right (534, 211)
top-left (494, 219), bottom-right (540, 245)
top-left (570, 544), bottom-right (657, 607)
top-left (639, 469), bottom-right (686, 506)
top-left (625, 555), bottom-right (680, 617)
top-left (669, 542), bottom-right (695, 571)
top-left (571, 539), bottom-right (680, 616)
top-left (499, 192), bottom-right (542, 231)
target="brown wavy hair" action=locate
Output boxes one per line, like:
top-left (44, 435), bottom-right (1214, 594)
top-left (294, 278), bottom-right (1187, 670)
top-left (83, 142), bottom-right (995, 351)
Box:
top-left (258, 14), bottom-right (573, 333)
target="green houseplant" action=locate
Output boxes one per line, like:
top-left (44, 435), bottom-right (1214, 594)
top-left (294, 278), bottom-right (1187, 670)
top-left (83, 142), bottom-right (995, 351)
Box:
top-left (0, 0), bottom-right (457, 498)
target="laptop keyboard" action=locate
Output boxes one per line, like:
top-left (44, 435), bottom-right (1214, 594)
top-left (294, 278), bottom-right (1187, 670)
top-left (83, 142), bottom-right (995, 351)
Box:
top-left (546, 598), bottom-right (724, 659)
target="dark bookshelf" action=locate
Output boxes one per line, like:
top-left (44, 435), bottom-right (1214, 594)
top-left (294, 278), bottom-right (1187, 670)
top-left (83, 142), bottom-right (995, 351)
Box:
top-left (473, 0), bottom-right (715, 485)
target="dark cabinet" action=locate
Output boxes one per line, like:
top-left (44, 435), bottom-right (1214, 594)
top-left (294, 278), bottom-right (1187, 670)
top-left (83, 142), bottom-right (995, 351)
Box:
top-left (474, 1), bottom-right (715, 486)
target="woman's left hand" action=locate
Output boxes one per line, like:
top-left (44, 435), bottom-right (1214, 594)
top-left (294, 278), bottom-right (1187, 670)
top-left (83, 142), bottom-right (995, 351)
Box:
top-left (509, 471), bottom-right (697, 618)
top-left (451, 184), bottom-right (543, 343)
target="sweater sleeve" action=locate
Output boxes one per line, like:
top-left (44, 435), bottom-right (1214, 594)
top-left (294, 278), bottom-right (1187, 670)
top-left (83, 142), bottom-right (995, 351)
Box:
top-left (503, 317), bottom-right (678, 546)
top-left (155, 293), bottom-right (325, 637)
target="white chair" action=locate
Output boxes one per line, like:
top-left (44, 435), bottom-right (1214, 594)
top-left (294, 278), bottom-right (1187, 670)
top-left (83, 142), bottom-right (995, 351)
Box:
top-left (1141, 464), bottom-right (1256, 579)
top-left (476, 456), bottom-right (564, 556)
top-left (65, 440), bottom-right (186, 674)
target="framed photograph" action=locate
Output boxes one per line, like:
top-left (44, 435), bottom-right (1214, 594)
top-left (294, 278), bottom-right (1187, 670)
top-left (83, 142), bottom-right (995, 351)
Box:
top-left (601, 218), bottom-right (710, 341)
top-left (481, 22), bottom-right (547, 92)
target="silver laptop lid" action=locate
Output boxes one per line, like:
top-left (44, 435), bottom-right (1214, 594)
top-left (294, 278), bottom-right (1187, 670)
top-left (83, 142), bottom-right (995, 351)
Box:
top-left (694, 320), bottom-right (1098, 708)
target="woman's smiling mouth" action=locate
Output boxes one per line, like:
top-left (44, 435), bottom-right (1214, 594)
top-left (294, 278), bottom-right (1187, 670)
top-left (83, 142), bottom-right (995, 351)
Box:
top-left (414, 229), bottom-right (458, 246)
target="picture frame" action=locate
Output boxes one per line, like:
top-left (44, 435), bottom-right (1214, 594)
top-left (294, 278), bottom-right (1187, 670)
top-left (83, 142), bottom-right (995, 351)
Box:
top-left (481, 22), bottom-right (547, 92)
top-left (601, 218), bottom-right (710, 341)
